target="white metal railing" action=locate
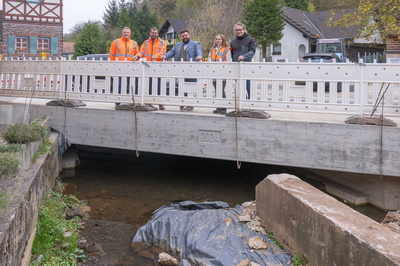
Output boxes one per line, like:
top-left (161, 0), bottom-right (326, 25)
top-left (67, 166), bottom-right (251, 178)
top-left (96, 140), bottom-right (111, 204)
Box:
top-left (0, 58), bottom-right (399, 117)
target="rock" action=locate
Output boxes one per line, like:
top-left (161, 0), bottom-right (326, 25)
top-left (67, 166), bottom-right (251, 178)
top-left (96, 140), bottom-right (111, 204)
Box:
top-left (237, 258), bottom-right (251, 266)
top-left (86, 243), bottom-right (105, 256)
top-left (158, 252), bottom-right (179, 265)
top-left (248, 236), bottom-right (268, 250)
top-left (65, 209), bottom-right (75, 220)
top-left (382, 210), bottom-right (400, 232)
top-left (236, 259), bottom-right (260, 266)
top-left (239, 214), bottom-right (252, 222)
top-left (0, 136), bottom-right (7, 146)
top-left (73, 207), bottom-right (84, 218)
top-left (222, 217), bottom-right (232, 226)
top-left (246, 220), bottom-right (265, 234)
top-left (63, 231), bottom-right (72, 238)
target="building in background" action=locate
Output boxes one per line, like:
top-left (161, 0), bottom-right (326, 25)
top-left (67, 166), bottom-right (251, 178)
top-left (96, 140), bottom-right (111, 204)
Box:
top-left (159, 19), bottom-right (188, 51)
top-left (0, 0), bottom-right (62, 58)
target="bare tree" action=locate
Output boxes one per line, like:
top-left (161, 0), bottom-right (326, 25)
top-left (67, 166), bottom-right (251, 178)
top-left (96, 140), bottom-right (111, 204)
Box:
top-left (186, 0), bottom-right (245, 54)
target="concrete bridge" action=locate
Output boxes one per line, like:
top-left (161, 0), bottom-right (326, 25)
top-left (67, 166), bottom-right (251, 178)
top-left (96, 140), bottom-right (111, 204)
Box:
top-left (1, 58), bottom-right (399, 210)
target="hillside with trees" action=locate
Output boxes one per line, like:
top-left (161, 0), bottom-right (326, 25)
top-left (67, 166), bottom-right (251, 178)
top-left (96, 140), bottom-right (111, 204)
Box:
top-left (69, 0), bottom-right (397, 57)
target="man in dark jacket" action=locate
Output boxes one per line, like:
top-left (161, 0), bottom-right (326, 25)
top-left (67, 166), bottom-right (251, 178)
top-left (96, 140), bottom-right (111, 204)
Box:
top-left (230, 22), bottom-right (256, 99)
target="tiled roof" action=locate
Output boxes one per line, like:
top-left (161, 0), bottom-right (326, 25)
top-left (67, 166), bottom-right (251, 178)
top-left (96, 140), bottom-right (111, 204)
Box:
top-left (282, 6), bottom-right (359, 39)
top-left (159, 19), bottom-right (189, 36)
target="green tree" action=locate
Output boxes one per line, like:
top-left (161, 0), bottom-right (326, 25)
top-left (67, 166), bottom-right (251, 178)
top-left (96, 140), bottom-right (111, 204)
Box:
top-left (117, 7), bottom-right (132, 29)
top-left (244, 0), bottom-right (285, 58)
top-left (73, 21), bottom-right (103, 58)
top-left (147, 0), bottom-right (177, 22)
top-left (134, 2), bottom-right (159, 44)
top-left (328, 0), bottom-right (400, 41)
top-left (103, 0), bottom-right (120, 28)
top-left (284, 0), bottom-right (308, 11)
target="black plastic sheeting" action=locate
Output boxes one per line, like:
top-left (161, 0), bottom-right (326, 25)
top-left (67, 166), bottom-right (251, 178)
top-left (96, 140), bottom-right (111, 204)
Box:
top-left (133, 201), bottom-right (291, 266)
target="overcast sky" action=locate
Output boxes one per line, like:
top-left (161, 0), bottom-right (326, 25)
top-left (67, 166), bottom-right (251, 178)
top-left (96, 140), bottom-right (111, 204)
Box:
top-left (0, 0), bottom-right (111, 34)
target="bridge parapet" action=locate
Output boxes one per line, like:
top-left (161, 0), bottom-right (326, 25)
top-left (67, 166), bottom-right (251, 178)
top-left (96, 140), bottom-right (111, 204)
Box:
top-left (0, 59), bottom-right (399, 117)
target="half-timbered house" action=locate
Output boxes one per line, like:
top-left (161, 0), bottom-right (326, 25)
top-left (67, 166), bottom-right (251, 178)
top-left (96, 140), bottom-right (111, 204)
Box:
top-left (1, 0), bottom-right (62, 58)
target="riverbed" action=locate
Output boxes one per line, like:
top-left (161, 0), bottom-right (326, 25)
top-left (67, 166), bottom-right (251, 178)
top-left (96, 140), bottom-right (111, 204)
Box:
top-left (63, 152), bottom-right (290, 265)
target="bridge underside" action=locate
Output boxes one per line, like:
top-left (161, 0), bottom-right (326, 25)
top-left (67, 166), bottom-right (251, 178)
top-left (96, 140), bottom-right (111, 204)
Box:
top-left (1, 100), bottom-right (400, 210)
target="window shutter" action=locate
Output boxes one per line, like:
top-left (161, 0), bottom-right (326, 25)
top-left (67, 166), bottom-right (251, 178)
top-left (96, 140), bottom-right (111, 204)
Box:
top-left (51, 37), bottom-right (58, 55)
top-left (8, 35), bottom-right (15, 54)
top-left (30, 36), bottom-right (37, 54)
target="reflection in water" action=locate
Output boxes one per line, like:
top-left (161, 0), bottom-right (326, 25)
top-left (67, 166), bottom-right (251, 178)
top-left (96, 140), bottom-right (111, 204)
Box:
top-left (64, 152), bottom-right (288, 265)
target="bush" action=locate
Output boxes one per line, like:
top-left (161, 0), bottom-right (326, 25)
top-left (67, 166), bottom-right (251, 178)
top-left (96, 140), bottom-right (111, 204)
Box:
top-left (31, 182), bottom-right (86, 265)
top-left (2, 122), bottom-right (44, 144)
top-left (0, 144), bottom-right (23, 153)
top-left (0, 153), bottom-right (19, 178)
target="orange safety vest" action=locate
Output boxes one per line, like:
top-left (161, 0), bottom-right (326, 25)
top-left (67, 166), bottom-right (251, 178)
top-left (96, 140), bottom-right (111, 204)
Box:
top-left (109, 37), bottom-right (139, 61)
top-left (138, 37), bottom-right (166, 61)
top-left (209, 46), bottom-right (230, 62)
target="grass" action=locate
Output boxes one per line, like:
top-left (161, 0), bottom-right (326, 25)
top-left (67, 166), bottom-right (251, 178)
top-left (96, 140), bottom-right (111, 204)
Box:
top-left (263, 227), bottom-right (308, 265)
top-left (0, 190), bottom-right (9, 213)
top-left (2, 123), bottom-right (44, 144)
top-left (30, 180), bottom-right (86, 265)
top-left (0, 152), bottom-right (19, 178)
top-left (291, 254), bottom-right (307, 266)
top-left (0, 144), bottom-right (23, 153)
top-left (32, 138), bottom-right (52, 163)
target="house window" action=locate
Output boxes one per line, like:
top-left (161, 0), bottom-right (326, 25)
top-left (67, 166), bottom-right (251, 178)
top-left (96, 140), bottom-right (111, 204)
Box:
top-left (37, 38), bottom-right (50, 51)
top-left (167, 33), bottom-right (173, 40)
top-left (272, 44), bottom-right (281, 55)
top-left (15, 37), bottom-right (28, 52)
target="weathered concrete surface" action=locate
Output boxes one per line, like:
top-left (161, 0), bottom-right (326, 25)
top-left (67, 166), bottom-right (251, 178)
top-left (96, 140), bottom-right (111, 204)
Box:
top-left (307, 169), bottom-right (400, 211)
top-left (256, 174), bottom-right (400, 266)
top-left (26, 104), bottom-right (400, 177)
top-left (0, 133), bottom-right (59, 266)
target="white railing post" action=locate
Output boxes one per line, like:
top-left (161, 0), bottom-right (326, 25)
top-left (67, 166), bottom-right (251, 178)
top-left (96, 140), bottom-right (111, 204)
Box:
top-left (238, 61), bottom-right (243, 110)
top-left (140, 61), bottom-right (146, 106)
top-left (359, 62), bottom-right (365, 116)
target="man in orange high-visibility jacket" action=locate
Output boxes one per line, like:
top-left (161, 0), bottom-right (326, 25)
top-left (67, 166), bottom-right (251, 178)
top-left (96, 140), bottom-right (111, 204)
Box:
top-left (109, 27), bottom-right (139, 106)
top-left (137, 27), bottom-right (166, 62)
top-left (109, 27), bottom-right (139, 61)
top-left (137, 27), bottom-right (167, 110)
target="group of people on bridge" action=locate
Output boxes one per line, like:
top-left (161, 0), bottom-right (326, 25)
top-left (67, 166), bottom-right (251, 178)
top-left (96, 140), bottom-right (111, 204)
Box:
top-left (108, 23), bottom-right (256, 114)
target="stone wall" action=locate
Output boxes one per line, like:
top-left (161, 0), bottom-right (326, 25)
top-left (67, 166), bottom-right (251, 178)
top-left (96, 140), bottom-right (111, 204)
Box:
top-left (0, 133), bottom-right (59, 265)
top-left (256, 174), bottom-right (400, 266)
top-left (1, 22), bottom-right (62, 57)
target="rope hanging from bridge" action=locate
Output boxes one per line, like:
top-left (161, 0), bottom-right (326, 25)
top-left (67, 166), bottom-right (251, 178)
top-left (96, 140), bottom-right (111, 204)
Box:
top-left (131, 85), bottom-right (140, 157)
top-left (371, 82), bottom-right (391, 181)
top-left (234, 86), bottom-right (241, 170)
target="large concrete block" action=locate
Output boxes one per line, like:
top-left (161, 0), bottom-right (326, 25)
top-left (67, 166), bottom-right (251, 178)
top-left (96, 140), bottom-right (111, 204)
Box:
top-left (256, 174), bottom-right (400, 266)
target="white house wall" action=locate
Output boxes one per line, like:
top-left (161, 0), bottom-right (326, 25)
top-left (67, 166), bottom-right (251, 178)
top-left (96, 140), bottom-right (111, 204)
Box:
top-left (271, 22), bottom-right (309, 62)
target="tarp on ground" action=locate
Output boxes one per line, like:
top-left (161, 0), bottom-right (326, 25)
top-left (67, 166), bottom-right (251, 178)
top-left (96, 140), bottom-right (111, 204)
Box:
top-left (132, 201), bottom-right (291, 266)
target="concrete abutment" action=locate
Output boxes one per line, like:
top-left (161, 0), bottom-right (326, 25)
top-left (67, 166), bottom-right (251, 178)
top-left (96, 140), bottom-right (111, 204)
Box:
top-left (256, 174), bottom-right (400, 266)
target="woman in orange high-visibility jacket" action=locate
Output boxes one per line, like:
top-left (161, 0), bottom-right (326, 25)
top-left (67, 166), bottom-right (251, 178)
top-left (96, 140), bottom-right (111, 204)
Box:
top-left (208, 34), bottom-right (231, 115)
top-left (109, 27), bottom-right (139, 61)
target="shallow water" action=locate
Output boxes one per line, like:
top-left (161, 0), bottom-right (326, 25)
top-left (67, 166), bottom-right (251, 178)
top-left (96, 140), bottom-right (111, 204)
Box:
top-left (63, 151), bottom-right (387, 265)
top-left (63, 152), bottom-right (288, 265)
